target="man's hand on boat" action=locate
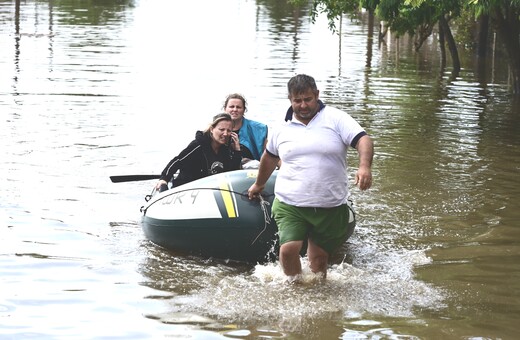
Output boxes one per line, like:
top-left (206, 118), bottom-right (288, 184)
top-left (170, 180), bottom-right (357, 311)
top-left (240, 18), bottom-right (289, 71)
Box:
top-left (248, 182), bottom-right (265, 200)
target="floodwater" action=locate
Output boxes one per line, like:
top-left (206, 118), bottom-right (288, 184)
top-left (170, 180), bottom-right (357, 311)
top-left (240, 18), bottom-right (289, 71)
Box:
top-left (1, 0), bottom-right (519, 339)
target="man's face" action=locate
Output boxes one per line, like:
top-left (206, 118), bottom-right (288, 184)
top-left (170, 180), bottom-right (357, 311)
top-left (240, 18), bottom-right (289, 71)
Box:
top-left (289, 88), bottom-right (320, 122)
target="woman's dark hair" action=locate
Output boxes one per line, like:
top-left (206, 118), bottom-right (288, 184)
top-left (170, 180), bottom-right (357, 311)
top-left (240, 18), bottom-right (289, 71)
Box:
top-left (223, 93), bottom-right (248, 113)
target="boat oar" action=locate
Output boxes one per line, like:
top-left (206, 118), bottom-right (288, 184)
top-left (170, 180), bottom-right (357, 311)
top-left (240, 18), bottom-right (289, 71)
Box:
top-left (110, 174), bottom-right (161, 183)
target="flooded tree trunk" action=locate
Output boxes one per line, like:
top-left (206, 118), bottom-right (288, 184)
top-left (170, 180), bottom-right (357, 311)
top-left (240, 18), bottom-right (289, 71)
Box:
top-left (438, 15), bottom-right (460, 77)
top-left (477, 14), bottom-right (489, 58)
top-left (438, 21), bottom-right (446, 70)
top-left (366, 8), bottom-right (374, 68)
top-left (492, 7), bottom-right (520, 95)
top-left (476, 14), bottom-right (489, 86)
top-left (379, 20), bottom-right (388, 43)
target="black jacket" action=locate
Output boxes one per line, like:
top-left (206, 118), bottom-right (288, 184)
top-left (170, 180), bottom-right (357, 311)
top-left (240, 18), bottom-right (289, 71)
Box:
top-left (160, 131), bottom-right (242, 187)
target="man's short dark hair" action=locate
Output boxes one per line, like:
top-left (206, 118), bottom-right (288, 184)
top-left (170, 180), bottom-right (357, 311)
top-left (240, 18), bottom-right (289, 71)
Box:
top-left (287, 74), bottom-right (318, 97)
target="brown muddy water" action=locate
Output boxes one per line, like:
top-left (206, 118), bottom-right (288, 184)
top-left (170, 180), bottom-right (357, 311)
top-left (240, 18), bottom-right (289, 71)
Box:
top-left (1, 0), bottom-right (519, 339)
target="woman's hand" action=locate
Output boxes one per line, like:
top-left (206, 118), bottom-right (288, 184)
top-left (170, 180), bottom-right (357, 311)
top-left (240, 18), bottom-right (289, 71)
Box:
top-left (230, 132), bottom-right (240, 151)
top-left (155, 179), bottom-right (168, 191)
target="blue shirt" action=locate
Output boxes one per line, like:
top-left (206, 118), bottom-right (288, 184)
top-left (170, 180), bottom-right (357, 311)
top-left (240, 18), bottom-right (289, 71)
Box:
top-left (238, 118), bottom-right (268, 160)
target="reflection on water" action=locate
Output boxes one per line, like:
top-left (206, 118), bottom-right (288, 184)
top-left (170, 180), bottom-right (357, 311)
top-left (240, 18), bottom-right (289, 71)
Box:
top-left (1, 0), bottom-right (520, 339)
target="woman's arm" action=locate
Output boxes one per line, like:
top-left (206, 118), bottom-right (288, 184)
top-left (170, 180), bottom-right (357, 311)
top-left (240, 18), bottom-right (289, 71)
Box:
top-left (156, 140), bottom-right (198, 189)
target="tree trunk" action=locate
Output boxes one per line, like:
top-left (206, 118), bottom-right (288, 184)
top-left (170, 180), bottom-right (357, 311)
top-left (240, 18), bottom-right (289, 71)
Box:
top-left (475, 14), bottom-right (489, 85)
top-left (438, 21), bottom-right (446, 70)
top-left (379, 21), bottom-right (388, 43)
top-left (414, 22), bottom-right (434, 51)
top-left (477, 14), bottom-right (489, 58)
top-left (493, 6), bottom-right (520, 95)
top-left (366, 8), bottom-right (374, 68)
top-left (438, 14), bottom-right (460, 76)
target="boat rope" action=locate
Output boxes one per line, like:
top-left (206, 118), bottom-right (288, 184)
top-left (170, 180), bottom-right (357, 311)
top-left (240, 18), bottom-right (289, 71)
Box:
top-left (250, 194), bottom-right (272, 245)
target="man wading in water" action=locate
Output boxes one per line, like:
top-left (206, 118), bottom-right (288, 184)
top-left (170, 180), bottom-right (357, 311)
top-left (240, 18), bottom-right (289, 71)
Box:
top-left (248, 74), bottom-right (374, 282)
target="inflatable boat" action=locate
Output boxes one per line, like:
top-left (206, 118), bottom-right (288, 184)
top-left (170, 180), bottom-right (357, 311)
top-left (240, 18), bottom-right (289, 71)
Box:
top-left (139, 170), bottom-right (279, 263)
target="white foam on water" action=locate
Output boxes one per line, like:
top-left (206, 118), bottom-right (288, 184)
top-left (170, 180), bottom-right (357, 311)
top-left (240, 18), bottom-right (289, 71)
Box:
top-left (169, 245), bottom-right (446, 330)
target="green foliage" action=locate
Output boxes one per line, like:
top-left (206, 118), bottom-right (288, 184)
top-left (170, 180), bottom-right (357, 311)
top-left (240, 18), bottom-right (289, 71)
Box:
top-left (452, 6), bottom-right (478, 48)
top-left (377, 0), bottom-right (464, 37)
top-left (289, 0), bottom-right (364, 32)
top-left (291, 0), bottom-right (520, 93)
top-left (361, 0), bottom-right (381, 10)
top-left (466, 0), bottom-right (520, 16)
top-left (292, 0), bottom-right (519, 53)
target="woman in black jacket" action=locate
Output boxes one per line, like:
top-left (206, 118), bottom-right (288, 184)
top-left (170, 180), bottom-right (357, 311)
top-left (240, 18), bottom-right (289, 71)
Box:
top-left (155, 113), bottom-right (242, 191)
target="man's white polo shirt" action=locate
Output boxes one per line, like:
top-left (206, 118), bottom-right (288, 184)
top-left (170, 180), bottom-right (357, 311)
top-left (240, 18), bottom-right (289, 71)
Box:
top-left (267, 105), bottom-right (366, 207)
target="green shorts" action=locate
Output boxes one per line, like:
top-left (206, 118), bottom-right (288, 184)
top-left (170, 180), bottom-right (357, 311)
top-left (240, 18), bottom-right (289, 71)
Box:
top-left (272, 198), bottom-right (356, 255)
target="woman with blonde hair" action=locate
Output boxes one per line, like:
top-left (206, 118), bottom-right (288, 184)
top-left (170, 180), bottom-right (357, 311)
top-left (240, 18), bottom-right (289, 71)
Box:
top-left (155, 113), bottom-right (242, 191)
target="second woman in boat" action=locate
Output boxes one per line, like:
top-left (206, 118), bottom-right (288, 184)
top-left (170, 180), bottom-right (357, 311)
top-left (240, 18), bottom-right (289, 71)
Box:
top-left (223, 93), bottom-right (268, 164)
top-left (155, 113), bottom-right (242, 191)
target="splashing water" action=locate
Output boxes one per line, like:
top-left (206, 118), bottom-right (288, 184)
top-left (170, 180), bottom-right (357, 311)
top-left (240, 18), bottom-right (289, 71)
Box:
top-left (161, 246), bottom-right (446, 332)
